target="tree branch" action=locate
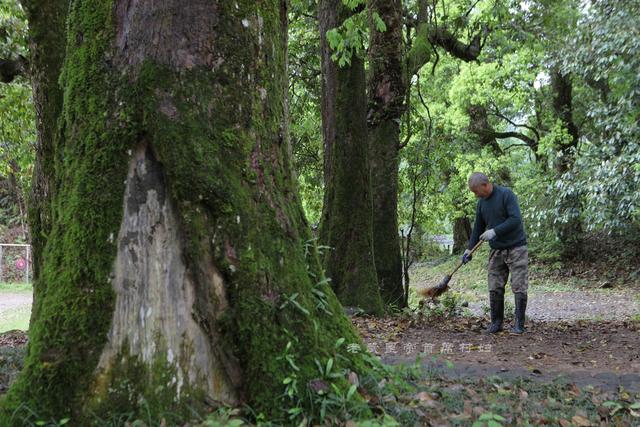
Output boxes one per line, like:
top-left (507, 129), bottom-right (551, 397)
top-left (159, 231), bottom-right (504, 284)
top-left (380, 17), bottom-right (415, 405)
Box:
top-left (491, 131), bottom-right (538, 148)
top-left (406, 21), bottom-right (487, 76)
top-left (428, 24), bottom-right (485, 62)
top-left (487, 102), bottom-right (540, 141)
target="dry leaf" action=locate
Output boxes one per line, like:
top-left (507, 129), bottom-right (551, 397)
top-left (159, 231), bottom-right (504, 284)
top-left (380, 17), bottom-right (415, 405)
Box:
top-left (571, 415), bottom-right (593, 426)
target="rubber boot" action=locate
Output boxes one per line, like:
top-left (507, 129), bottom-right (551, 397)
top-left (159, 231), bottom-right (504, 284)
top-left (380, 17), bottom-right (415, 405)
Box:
top-left (511, 292), bottom-right (527, 334)
top-left (485, 290), bottom-right (504, 334)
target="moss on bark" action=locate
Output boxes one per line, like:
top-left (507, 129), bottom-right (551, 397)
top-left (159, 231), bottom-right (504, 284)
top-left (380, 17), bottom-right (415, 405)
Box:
top-left (367, 0), bottom-right (405, 307)
top-left (318, 0), bottom-right (384, 315)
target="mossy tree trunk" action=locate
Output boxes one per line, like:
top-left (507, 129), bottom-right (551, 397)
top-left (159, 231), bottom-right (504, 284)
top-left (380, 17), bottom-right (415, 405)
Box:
top-left (551, 69), bottom-right (583, 258)
top-left (318, 0), bottom-right (384, 315)
top-left (2, 0), bottom-right (373, 423)
top-left (367, 0), bottom-right (405, 308)
top-left (21, 0), bottom-right (67, 321)
top-left (365, 3), bottom-right (486, 309)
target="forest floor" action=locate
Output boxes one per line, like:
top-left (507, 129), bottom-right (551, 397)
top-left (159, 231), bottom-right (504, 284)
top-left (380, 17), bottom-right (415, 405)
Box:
top-left (356, 243), bottom-right (640, 393)
top-left (345, 242), bottom-right (640, 425)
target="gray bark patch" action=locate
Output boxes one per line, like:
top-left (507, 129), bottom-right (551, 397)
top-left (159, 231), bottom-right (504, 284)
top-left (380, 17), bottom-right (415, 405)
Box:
top-left (115, 0), bottom-right (219, 70)
top-left (96, 144), bottom-right (238, 404)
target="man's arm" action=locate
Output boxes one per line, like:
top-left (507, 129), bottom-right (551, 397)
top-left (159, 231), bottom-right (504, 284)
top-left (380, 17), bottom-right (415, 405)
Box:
top-left (493, 190), bottom-right (522, 236)
top-left (468, 201), bottom-right (485, 249)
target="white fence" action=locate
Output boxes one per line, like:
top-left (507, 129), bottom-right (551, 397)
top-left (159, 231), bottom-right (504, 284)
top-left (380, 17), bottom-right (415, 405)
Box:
top-left (0, 243), bottom-right (31, 284)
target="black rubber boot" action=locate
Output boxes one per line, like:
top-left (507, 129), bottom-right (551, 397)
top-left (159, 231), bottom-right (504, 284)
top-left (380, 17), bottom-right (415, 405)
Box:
top-left (485, 290), bottom-right (504, 334)
top-left (511, 292), bottom-right (527, 334)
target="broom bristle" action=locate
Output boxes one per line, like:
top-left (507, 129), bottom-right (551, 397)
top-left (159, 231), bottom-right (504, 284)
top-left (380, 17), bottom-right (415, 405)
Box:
top-left (418, 274), bottom-right (452, 299)
top-left (418, 283), bottom-right (449, 299)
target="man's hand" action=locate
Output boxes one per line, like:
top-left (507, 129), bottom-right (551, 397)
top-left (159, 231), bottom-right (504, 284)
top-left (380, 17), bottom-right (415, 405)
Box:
top-left (480, 229), bottom-right (496, 241)
top-left (461, 249), bottom-right (472, 264)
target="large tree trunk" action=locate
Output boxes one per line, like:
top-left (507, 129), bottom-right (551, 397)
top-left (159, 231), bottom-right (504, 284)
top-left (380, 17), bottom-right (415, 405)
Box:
top-left (3, 0), bottom-right (372, 422)
top-left (21, 0), bottom-right (67, 324)
top-left (318, 0), bottom-right (384, 314)
top-left (367, 0), bottom-right (405, 308)
top-left (551, 69), bottom-right (583, 257)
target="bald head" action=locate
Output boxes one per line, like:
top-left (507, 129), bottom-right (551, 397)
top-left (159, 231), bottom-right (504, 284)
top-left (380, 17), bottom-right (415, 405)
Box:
top-left (468, 172), bottom-right (490, 188)
top-left (468, 172), bottom-right (493, 199)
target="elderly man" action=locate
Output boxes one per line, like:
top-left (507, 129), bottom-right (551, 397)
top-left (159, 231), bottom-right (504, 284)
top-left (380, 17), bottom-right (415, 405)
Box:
top-left (462, 172), bottom-right (528, 334)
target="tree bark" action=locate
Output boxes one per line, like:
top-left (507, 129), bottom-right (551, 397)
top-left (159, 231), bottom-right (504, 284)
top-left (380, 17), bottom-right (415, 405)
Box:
top-left (318, 0), bottom-right (384, 314)
top-left (551, 69), bottom-right (582, 257)
top-left (20, 0), bottom-right (68, 330)
top-left (3, 0), bottom-right (372, 422)
top-left (367, 0), bottom-right (405, 307)
top-left (551, 70), bottom-right (580, 174)
top-left (452, 216), bottom-right (471, 255)
top-left (364, 6), bottom-right (487, 308)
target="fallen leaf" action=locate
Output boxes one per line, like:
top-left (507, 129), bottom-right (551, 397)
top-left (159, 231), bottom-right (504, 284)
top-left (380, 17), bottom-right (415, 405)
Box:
top-left (571, 415), bottom-right (592, 426)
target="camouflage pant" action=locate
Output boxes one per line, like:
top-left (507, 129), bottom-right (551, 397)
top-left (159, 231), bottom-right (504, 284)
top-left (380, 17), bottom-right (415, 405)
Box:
top-left (487, 245), bottom-right (528, 294)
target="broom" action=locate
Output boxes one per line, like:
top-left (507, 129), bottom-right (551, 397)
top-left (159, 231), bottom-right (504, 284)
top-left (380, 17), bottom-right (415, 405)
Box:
top-left (419, 240), bottom-right (484, 300)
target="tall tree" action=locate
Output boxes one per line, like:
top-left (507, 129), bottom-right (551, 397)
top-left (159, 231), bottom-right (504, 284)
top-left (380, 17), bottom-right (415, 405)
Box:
top-left (2, 0), bottom-right (373, 422)
top-left (550, 68), bottom-right (583, 256)
top-left (366, 0), bottom-right (487, 305)
top-left (367, 0), bottom-right (405, 307)
top-left (318, 0), bottom-right (384, 314)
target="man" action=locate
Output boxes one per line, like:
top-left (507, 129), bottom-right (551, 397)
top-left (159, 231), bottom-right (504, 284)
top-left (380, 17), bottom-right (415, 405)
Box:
top-left (462, 172), bottom-right (528, 334)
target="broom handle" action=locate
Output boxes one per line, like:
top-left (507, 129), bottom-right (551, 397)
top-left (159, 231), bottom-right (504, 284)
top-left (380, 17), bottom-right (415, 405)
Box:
top-left (449, 240), bottom-right (484, 276)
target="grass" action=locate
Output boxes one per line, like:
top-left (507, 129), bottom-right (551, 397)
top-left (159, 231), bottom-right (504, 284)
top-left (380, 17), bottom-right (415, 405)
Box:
top-left (410, 247), bottom-right (610, 306)
top-left (0, 304), bottom-right (31, 332)
top-left (0, 282), bottom-right (32, 332)
top-left (0, 282), bottom-right (32, 293)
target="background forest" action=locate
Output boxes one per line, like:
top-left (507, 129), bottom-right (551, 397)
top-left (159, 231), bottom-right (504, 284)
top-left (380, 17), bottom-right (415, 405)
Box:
top-left (289, 0), bottom-right (639, 260)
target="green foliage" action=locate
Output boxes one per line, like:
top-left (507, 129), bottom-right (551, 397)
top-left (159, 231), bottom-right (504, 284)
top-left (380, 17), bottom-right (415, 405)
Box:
top-left (288, 3), bottom-right (323, 224)
top-left (0, 1), bottom-right (34, 229)
top-left (472, 412), bottom-right (506, 427)
top-left (0, 1), bottom-right (28, 58)
top-left (0, 82), bottom-right (35, 194)
top-left (559, 0), bottom-right (640, 230)
top-left (324, 0), bottom-right (381, 67)
top-left (326, 10), bottom-right (368, 67)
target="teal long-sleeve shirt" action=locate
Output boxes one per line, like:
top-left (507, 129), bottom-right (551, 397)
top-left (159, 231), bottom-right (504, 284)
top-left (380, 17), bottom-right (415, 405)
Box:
top-left (468, 185), bottom-right (527, 250)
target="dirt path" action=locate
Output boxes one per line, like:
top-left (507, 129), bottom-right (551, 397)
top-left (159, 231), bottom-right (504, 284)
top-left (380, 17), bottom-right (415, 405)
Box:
top-left (466, 290), bottom-right (640, 321)
top-left (0, 293), bottom-right (32, 314)
top-left (353, 315), bottom-right (640, 392)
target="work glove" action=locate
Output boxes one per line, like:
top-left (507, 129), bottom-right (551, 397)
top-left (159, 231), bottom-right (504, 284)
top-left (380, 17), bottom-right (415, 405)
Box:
top-left (480, 229), bottom-right (496, 241)
top-left (461, 249), bottom-right (472, 264)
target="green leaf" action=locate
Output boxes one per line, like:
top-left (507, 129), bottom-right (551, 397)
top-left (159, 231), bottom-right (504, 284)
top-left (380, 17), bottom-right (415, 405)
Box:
top-left (373, 12), bottom-right (387, 32)
top-left (325, 357), bottom-right (334, 376)
top-left (346, 384), bottom-right (358, 400)
top-left (326, 29), bottom-right (342, 50)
